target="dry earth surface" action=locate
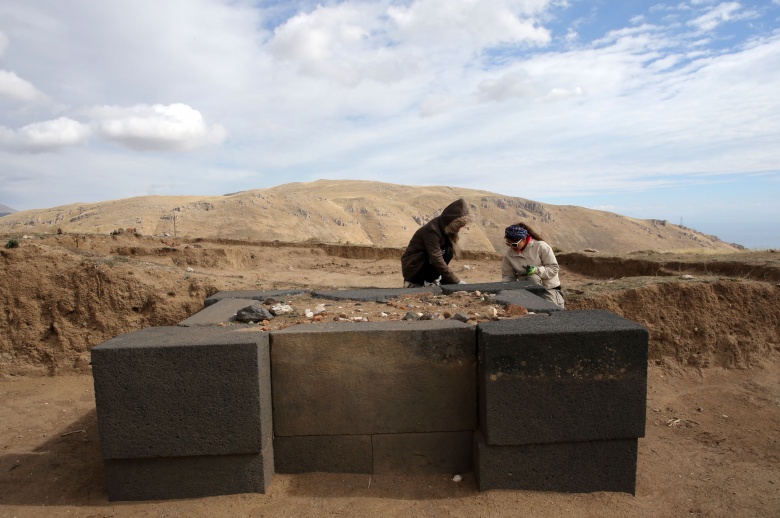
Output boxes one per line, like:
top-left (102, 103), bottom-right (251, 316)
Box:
top-left (1, 233), bottom-right (779, 517)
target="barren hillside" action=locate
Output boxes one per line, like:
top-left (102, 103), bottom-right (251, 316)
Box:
top-left (0, 180), bottom-right (741, 255)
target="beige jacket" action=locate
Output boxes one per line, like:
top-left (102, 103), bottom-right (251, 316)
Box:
top-left (501, 238), bottom-right (561, 289)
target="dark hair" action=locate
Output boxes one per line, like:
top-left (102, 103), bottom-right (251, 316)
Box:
top-left (510, 222), bottom-right (543, 241)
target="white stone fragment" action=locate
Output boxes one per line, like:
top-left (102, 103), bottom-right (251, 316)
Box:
top-left (270, 304), bottom-right (294, 316)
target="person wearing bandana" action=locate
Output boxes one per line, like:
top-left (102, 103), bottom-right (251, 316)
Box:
top-left (501, 223), bottom-right (565, 308)
top-left (401, 198), bottom-right (471, 287)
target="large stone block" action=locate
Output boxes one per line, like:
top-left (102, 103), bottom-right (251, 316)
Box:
top-left (204, 289), bottom-right (309, 307)
top-left (474, 431), bottom-right (637, 494)
top-left (312, 286), bottom-right (441, 302)
top-left (178, 298), bottom-right (258, 327)
top-left (493, 289), bottom-right (562, 314)
top-left (478, 310), bottom-right (648, 445)
top-left (92, 326), bottom-right (272, 458)
top-left (373, 431), bottom-right (473, 475)
top-left (274, 435), bottom-right (372, 474)
top-left (104, 442), bottom-right (274, 500)
top-left (271, 320), bottom-right (477, 436)
top-left (440, 280), bottom-right (543, 295)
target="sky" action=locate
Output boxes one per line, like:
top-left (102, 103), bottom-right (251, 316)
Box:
top-left (0, 0), bottom-right (778, 249)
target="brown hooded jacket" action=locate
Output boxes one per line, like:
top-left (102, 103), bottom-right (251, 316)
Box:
top-left (401, 198), bottom-right (470, 285)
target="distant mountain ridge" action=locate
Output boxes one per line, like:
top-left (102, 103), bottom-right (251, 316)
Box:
top-left (0, 204), bottom-right (17, 217)
top-left (0, 180), bottom-right (742, 255)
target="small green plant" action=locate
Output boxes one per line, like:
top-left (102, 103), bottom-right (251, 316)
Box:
top-left (5, 238), bottom-right (19, 249)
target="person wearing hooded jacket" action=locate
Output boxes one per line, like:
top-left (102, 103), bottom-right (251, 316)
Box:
top-left (401, 198), bottom-right (471, 287)
top-left (501, 222), bottom-right (565, 309)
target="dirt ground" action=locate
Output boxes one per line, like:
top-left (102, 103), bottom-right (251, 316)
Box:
top-left (1, 234), bottom-right (779, 517)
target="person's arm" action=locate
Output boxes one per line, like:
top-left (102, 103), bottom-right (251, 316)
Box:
top-left (423, 231), bottom-right (460, 284)
top-left (535, 243), bottom-right (559, 280)
top-left (501, 256), bottom-right (517, 282)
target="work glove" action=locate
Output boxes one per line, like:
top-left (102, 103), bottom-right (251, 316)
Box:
top-left (524, 265), bottom-right (538, 276)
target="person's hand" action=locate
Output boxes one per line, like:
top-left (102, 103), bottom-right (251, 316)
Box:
top-left (458, 280), bottom-right (467, 284)
top-left (525, 265), bottom-right (538, 276)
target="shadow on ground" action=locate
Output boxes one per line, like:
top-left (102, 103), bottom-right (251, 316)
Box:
top-left (0, 409), bottom-right (107, 506)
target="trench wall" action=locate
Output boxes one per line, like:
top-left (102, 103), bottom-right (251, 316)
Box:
top-left (91, 283), bottom-right (648, 501)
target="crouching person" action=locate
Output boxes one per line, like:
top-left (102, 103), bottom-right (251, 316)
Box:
top-left (401, 198), bottom-right (471, 287)
top-left (501, 223), bottom-right (565, 309)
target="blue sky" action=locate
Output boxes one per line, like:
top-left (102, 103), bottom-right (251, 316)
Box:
top-left (1, 0), bottom-right (778, 248)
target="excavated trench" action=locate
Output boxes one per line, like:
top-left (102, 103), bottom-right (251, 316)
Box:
top-left (1, 239), bottom-right (778, 375)
top-left (559, 252), bottom-right (780, 282)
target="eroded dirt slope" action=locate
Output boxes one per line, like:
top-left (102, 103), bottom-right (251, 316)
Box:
top-left (1, 234), bottom-right (777, 375)
top-left (569, 280), bottom-right (780, 369)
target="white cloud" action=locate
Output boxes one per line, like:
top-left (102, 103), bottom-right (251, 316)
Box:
top-left (419, 94), bottom-right (458, 117)
top-left (268, 0), bottom-right (554, 86)
top-left (387, 0), bottom-right (552, 48)
top-left (688, 2), bottom-right (744, 31)
top-left (542, 86), bottom-right (583, 101)
top-left (272, 5), bottom-right (369, 62)
top-left (269, 3), bottom-right (388, 86)
top-left (0, 117), bottom-right (90, 153)
top-left (478, 71), bottom-right (536, 102)
top-left (0, 1), bottom-right (265, 110)
top-left (90, 104), bottom-right (227, 152)
top-left (0, 70), bottom-right (46, 101)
